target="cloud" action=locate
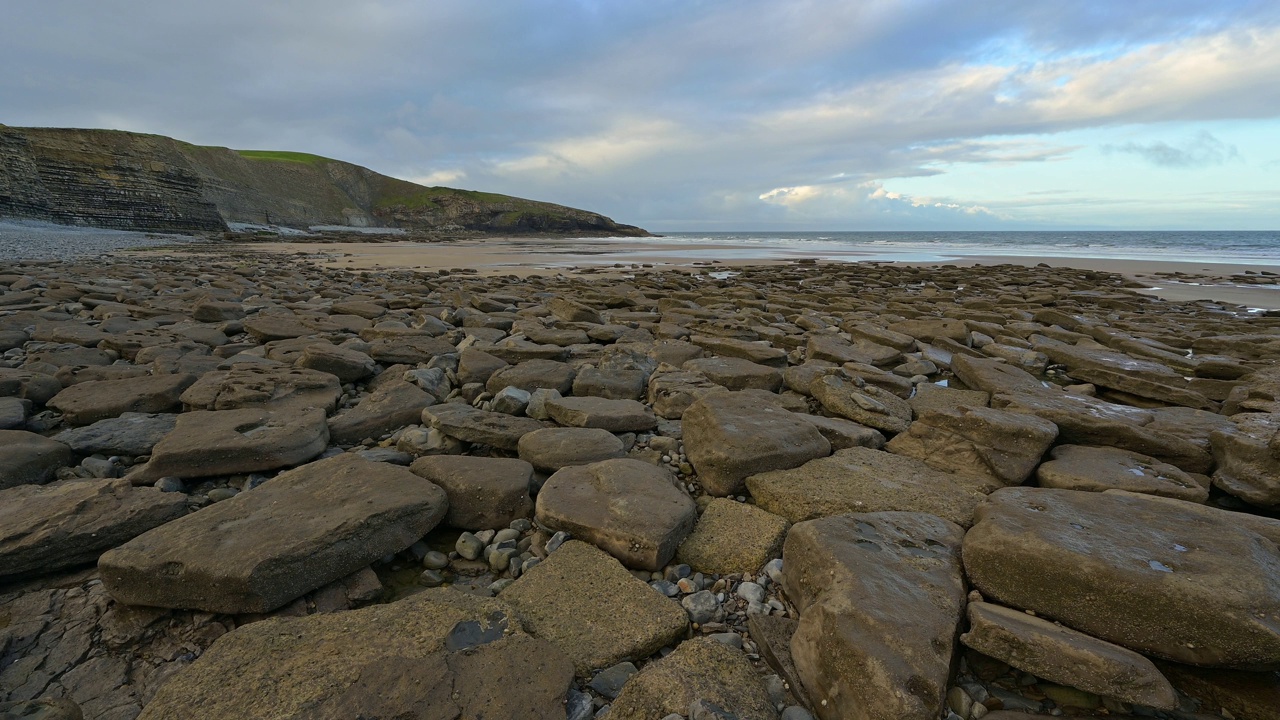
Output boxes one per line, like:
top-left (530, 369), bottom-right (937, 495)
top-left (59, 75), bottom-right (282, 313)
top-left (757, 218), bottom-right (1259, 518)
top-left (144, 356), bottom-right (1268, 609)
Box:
top-left (1102, 131), bottom-right (1243, 167)
top-left (1, 1), bottom-right (1279, 228)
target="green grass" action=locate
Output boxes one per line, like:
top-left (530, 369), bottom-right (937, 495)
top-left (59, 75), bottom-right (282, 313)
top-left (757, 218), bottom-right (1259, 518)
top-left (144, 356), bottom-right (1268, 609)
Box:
top-left (375, 185), bottom-right (516, 210)
top-left (235, 150), bottom-right (331, 165)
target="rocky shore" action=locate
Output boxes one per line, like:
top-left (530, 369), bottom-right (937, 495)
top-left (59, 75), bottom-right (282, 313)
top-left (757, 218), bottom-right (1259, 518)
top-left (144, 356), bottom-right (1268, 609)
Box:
top-left (2, 251), bottom-right (1279, 720)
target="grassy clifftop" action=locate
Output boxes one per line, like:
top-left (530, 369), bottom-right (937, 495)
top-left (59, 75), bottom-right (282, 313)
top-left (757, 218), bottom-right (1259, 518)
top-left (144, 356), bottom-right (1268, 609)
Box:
top-left (0, 126), bottom-right (648, 236)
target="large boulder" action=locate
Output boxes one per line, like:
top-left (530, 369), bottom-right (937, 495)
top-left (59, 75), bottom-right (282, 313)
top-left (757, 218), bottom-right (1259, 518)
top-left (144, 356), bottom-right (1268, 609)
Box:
top-left (500, 540), bottom-right (688, 675)
top-left (536, 458), bottom-right (696, 570)
top-left (0, 430), bottom-right (72, 490)
top-left (1211, 413), bottom-right (1280, 507)
top-left (180, 366), bottom-right (341, 413)
top-left (136, 589), bottom-right (573, 720)
top-left (782, 512), bottom-right (967, 720)
top-left (961, 601), bottom-right (1177, 709)
top-left (963, 487), bottom-right (1280, 668)
top-left (409, 455), bottom-right (533, 530)
top-left (885, 405), bottom-right (1058, 486)
top-left (1036, 444), bottom-right (1208, 503)
top-left (126, 407), bottom-right (329, 484)
top-left (102, 454), bottom-right (449, 613)
top-left (0, 478), bottom-right (186, 578)
top-left (747, 447), bottom-right (997, 528)
top-left (46, 373), bottom-right (196, 426)
top-left (0, 368), bottom-right (63, 405)
top-left (683, 391), bottom-right (831, 497)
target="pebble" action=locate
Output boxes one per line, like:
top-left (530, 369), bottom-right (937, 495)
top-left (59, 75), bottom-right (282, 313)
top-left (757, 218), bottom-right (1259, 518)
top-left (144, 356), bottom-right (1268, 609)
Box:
top-left (155, 477), bottom-right (185, 493)
top-left (736, 581), bottom-right (765, 604)
top-left (781, 708), bottom-right (814, 720)
top-left (422, 551), bottom-right (450, 570)
top-left (456, 532), bottom-right (484, 561)
top-left (588, 661), bottom-right (638, 699)
top-left (650, 580), bottom-right (680, 597)
top-left (206, 487), bottom-right (239, 503)
top-left (419, 569), bottom-right (445, 587)
top-left (565, 689), bottom-right (594, 720)
top-left (545, 530), bottom-right (570, 553)
top-left (493, 528), bottom-right (521, 544)
top-left (681, 590), bottom-right (718, 624)
top-left (763, 558), bottom-right (784, 584)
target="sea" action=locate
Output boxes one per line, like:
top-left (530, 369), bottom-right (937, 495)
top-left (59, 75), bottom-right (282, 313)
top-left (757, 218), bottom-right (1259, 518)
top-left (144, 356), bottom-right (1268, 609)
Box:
top-left (642, 231), bottom-right (1280, 266)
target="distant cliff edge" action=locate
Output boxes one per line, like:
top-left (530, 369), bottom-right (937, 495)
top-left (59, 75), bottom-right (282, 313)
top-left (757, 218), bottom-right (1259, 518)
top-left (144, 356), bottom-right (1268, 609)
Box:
top-left (0, 125), bottom-right (649, 236)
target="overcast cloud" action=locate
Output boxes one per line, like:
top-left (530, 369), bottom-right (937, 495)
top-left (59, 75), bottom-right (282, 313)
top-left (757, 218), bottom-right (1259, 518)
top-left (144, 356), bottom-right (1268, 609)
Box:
top-left (3, 0), bottom-right (1279, 229)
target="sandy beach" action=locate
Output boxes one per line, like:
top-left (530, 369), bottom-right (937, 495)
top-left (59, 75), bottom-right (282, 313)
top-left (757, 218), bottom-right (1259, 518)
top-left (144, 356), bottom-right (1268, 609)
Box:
top-left (241, 236), bottom-right (1280, 311)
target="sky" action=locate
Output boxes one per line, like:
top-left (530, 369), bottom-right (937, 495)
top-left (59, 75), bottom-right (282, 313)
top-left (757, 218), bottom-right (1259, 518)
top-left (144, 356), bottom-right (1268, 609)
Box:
top-left (3, 0), bottom-right (1280, 231)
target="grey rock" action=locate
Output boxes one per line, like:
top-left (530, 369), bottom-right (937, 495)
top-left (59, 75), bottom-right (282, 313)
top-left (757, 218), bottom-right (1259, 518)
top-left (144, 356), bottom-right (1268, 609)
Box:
top-left (54, 412), bottom-right (178, 456)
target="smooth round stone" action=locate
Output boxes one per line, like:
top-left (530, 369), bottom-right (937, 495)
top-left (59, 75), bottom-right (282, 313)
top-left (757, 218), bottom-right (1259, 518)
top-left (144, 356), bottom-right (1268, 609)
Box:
top-left (488, 578), bottom-right (514, 593)
top-left (155, 477), bottom-right (185, 493)
top-left (419, 569), bottom-right (446, 587)
top-left (509, 518), bottom-right (533, 532)
top-left (207, 487), bottom-right (239, 503)
top-left (493, 528), bottom-right (521, 544)
top-left (422, 550), bottom-right (450, 570)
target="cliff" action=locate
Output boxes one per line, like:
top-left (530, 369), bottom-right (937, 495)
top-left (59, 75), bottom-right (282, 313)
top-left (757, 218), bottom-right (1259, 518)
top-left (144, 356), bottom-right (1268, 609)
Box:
top-left (0, 126), bottom-right (648, 236)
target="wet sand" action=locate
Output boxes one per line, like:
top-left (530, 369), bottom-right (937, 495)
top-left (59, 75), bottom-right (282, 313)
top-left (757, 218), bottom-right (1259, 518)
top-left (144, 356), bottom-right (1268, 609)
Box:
top-left (239, 237), bottom-right (1280, 310)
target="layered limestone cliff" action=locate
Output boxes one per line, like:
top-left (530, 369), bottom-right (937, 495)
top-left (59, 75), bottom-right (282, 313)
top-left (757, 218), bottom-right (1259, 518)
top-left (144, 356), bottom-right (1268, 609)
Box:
top-left (0, 126), bottom-right (647, 236)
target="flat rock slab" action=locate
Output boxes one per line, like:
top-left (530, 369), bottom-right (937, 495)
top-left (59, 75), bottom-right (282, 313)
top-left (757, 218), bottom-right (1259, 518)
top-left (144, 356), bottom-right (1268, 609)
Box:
top-left (137, 588), bottom-right (573, 720)
top-left (782, 512), bottom-right (966, 720)
top-left (791, 413), bottom-right (886, 451)
top-left (683, 356), bottom-right (783, 392)
top-left (47, 373), bottom-right (196, 426)
top-left (964, 487), bottom-right (1280, 668)
top-left (127, 407), bottom-right (329, 483)
top-left (423, 403), bottom-right (544, 451)
top-left (485, 359), bottom-right (576, 395)
top-left (410, 455), bottom-right (533, 530)
top-left (545, 396), bottom-right (657, 432)
top-left (517, 427), bottom-right (625, 472)
top-left (994, 390), bottom-right (1211, 473)
top-left (647, 369), bottom-right (721, 420)
top-left (811, 375), bottom-right (912, 434)
top-left (1211, 413), bottom-right (1280, 508)
top-left (747, 446), bottom-right (997, 528)
top-left (689, 335), bottom-right (788, 367)
top-left (607, 637), bottom-right (777, 720)
top-left (54, 412), bottom-right (178, 456)
top-left (0, 368), bottom-right (62, 405)
top-left (683, 391), bottom-right (831, 497)
top-left (536, 458), bottom-right (696, 570)
top-left (676, 497), bottom-right (789, 575)
top-left (961, 601), bottom-right (1177, 709)
top-left (0, 430), bottom-right (72, 490)
top-left (102, 454), bottom-right (448, 613)
top-left (885, 405), bottom-right (1058, 486)
top-left (1037, 444), bottom-right (1208, 503)
top-left (0, 478), bottom-right (186, 578)
top-left (327, 379), bottom-right (434, 445)
top-left (180, 366), bottom-right (341, 413)
top-left (294, 343), bottom-right (376, 382)
top-left (500, 540), bottom-right (689, 675)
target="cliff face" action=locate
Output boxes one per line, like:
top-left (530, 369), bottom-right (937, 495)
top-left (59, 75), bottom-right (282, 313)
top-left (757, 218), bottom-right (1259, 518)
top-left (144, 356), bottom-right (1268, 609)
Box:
top-left (0, 126), bottom-right (648, 236)
top-left (0, 127), bottom-right (226, 232)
